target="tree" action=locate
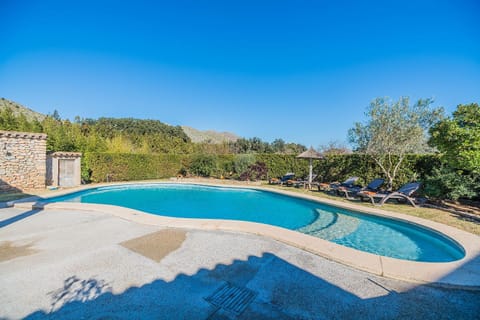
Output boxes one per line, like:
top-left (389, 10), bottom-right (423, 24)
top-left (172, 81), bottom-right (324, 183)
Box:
top-left (0, 107), bottom-right (19, 130)
top-left (232, 138), bottom-right (251, 153)
top-left (284, 142), bottom-right (306, 154)
top-left (234, 154), bottom-right (256, 176)
top-left (318, 140), bottom-right (351, 155)
top-left (429, 103), bottom-right (480, 173)
top-left (51, 110), bottom-right (61, 121)
top-left (271, 139), bottom-right (286, 153)
top-left (249, 137), bottom-right (270, 153)
top-left (425, 103), bottom-right (480, 200)
top-left (348, 97), bottom-right (443, 189)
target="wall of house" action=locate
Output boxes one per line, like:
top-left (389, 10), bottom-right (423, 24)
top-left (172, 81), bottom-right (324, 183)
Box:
top-left (0, 130), bottom-right (47, 192)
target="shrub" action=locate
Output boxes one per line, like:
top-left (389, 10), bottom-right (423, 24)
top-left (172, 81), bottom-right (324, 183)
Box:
top-left (189, 154), bottom-right (218, 177)
top-left (234, 154), bottom-right (256, 177)
top-left (216, 155), bottom-right (235, 178)
top-left (429, 103), bottom-right (480, 174)
top-left (423, 165), bottom-right (479, 200)
top-left (83, 152), bottom-right (442, 192)
top-left (240, 161), bottom-right (268, 181)
top-left (84, 153), bottom-right (184, 182)
top-left (255, 154), bottom-right (309, 180)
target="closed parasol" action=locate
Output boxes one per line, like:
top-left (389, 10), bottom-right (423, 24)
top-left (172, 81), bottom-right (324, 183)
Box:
top-left (296, 147), bottom-right (324, 188)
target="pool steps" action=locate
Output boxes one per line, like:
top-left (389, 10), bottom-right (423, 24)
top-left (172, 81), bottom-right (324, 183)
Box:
top-left (298, 209), bottom-right (360, 241)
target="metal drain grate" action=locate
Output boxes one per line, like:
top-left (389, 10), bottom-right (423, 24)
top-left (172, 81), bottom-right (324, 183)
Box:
top-left (205, 282), bottom-right (257, 316)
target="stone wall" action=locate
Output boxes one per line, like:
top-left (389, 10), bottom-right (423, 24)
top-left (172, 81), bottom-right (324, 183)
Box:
top-left (0, 130), bottom-right (47, 192)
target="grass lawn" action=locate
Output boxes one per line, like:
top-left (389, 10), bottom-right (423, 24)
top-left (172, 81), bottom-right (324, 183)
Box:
top-left (264, 184), bottom-right (480, 236)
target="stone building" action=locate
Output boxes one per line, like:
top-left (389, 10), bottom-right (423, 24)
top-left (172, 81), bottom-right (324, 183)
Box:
top-left (0, 130), bottom-right (47, 192)
top-left (46, 152), bottom-right (82, 187)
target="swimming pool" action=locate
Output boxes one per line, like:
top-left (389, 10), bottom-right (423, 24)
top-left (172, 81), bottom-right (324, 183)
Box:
top-left (48, 183), bottom-right (465, 262)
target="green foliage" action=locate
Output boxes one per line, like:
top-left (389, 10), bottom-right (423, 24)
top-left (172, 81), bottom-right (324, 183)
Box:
top-left (240, 161), bottom-right (268, 181)
top-left (425, 103), bottom-right (480, 200)
top-left (0, 99), bottom-right (464, 199)
top-left (271, 139), bottom-right (286, 153)
top-left (93, 117), bottom-right (190, 142)
top-left (0, 102), bottom-right (306, 157)
top-left (0, 107), bottom-right (20, 130)
top-left (313, 154), bottom-right (439, 189)
top-left (0, 107), bottom-right (43, 132)
top-left (423, 165), bottom-right (479, 200)
top-left (192, 141), bottom-right (232, 155)
top-left (181, 125), bottom-right (239, 144)
top-left (348, 97), bottom-right (444, 189)
top-left (51, 110), bottom-right (61, 121)
top-left (234, 154), bottom-right (256, 176)
top-left (318, 140), bottom-right (351, 155)
top-left (0, 97), bottom-right (45, 122)
top-left (255, 154), bottom-right (309, 179)
top-left (429, 103), bottom-right (480, 173)
top-left (42, 117), bottom-right (77, 152)
top-left (255, 153), bottom-right (435, 189)
top-left (89, 118), bottom-right (192, 154)
top-left (189, 154), bottom-right (218, 177)
top-left (229, 137), bottom-right (305, 154)
top-left (84, 153), bottom-right (185, 182)
top-left (82, 152), bottom-right (440, 191)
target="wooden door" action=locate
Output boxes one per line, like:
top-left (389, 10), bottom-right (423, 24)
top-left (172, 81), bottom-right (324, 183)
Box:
top-left (58, 159), bottom-right (75, 186)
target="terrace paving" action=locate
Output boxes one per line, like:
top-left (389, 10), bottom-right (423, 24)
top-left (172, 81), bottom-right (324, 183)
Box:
top-left (0, 207), bottom-right (479, 319)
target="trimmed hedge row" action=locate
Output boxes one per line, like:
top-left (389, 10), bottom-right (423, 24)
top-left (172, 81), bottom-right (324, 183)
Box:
top-left (83, 153), bottom-right (187, 182)
top-left (83, 152), bottom-right (440, 190)
top-left (313, 154), bottom-right (441, 189)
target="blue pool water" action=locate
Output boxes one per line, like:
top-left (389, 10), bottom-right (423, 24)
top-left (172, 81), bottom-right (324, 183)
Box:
top-left (48, 184), bottom-right (465, 262)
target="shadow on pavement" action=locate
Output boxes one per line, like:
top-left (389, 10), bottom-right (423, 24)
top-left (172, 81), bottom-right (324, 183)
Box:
top-left (22, 252), bottom-right (480, 320)
top-left (0, 209), bottom-right (43, 228)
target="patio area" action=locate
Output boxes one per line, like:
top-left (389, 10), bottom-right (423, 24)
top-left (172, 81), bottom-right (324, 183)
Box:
top-left (1, 206), bottom-right (479, 319)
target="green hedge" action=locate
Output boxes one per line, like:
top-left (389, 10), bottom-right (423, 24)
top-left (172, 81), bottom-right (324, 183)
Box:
top-left (84, 153), bottom-right (186, 182)
top-left (83, 153), bottom-right (237, 182)
top-left (257, 154), bottom-right (440, 189)
top-left (84, 152), bottom-right (440, 189)
top-left (256, 154), bottom-right (309, 179)
top-left (312, 154), bottom-right (440, 189)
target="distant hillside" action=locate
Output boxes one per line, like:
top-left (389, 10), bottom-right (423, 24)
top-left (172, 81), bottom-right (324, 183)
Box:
top-left (181, 126), bottom-right (239, 143)
top-left (92, 117), bottom-right (190, 142)
top-left (1, 97), bottom-right (239, 144)
top-left (0, 97), bottom-right (46, 122)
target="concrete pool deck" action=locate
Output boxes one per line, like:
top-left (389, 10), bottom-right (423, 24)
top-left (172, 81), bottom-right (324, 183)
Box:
top-left (1, 207), bottom-right (479, 319)
top-left (9, 180), bottom-right (480, 289)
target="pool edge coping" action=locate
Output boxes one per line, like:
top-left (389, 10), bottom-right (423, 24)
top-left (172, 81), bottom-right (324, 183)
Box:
top-left (10, 180), bottom-right (480, 290)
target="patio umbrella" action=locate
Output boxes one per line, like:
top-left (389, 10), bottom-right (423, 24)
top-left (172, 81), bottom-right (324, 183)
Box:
top-left (296, 147), bottom-right (324, 188)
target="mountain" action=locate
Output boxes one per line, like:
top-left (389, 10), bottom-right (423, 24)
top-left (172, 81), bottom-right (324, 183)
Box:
top-left (0, 97), bottom-right (46, 122)
top-left (181, 126), bottom-right (239, 143)
top-left (1, 97), bottom-right (239, 144)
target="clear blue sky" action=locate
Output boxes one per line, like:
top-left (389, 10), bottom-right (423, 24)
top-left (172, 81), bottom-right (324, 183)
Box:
top-left (1, 0), bottom-right (479, 147)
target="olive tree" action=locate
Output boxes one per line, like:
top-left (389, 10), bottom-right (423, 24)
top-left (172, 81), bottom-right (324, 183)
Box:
top-left (348, 97), bottom-right (443, 189)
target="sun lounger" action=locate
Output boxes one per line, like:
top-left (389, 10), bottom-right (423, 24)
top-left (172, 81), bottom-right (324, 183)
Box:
top-left (318, 177), bottom-right (359, 192)
top-left (269, 173), bottom-right (295, 185)
top-left (292, 174), bottom-right (318, 189)
top-left (357, 182), bottom-right (421, 207)
top-left (337, 178), bottom-right (385, 199)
